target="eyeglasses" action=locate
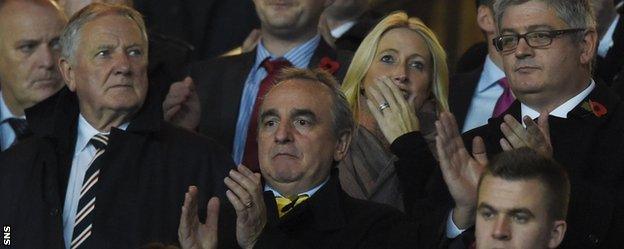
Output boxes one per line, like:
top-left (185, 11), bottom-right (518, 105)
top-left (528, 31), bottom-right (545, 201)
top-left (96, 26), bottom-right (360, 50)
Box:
top-left (492, 28), bottom-right (585, 52)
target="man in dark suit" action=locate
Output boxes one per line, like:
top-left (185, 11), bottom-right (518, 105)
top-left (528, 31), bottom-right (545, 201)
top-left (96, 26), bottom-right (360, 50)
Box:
top-left (178, 68), bottom-right (419, 249)
top-left (440, 0), bottom-right (624, 248)
top-left (0, 0), bottom-right (66, 152)
top-left (594, 0), bottom-right (624, 95)
top-left (0, 3), bottom-right (233, 248)
top-left (178, 0), bottom-right (352, 172)
top-left (133, 0), bottom-right (259, 61)
top-left (450, 0), bottom-right (510, 133)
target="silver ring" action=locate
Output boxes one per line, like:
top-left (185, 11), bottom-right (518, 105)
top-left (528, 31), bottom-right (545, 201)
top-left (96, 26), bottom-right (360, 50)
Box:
top-left (379, 102), bottom-right (390, 111)
top-left (244, 201), bottom-right (254, 208)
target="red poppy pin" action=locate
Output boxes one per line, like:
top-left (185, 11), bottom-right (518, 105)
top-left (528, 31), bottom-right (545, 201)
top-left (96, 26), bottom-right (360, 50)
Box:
top-left (318, 56), bottom-right (340, 75)
top-left (581, 99), bottom-right (607, 117)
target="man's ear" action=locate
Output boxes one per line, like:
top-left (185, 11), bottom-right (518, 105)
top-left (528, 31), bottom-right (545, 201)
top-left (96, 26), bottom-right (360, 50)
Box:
top-left (579, 29), bottom-right (598, 65)
top-left (333, 129), bottom-right (352, 161)
top-left (477, 5), bottom-right (496, 34)
top-left (59, 57), bottom-right (76, 92)
top-left (547, 220), bottom-right (567, 248)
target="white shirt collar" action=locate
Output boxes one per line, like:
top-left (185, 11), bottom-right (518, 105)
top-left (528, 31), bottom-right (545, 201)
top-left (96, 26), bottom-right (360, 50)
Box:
top-left (598, 15), bottom-right (620, 58)
top-left (264, 176), bottom-right (330, 199)
top-left (477, 55), bottom-right (506, 92)
top-left (521, 80), bottom-right (595, 120)
top-left (74, 114), bottom-right (129, 156)
top-left (330, 20), bottom-right (358, 39)
top-left (0, 91), bottom-right (24, 122)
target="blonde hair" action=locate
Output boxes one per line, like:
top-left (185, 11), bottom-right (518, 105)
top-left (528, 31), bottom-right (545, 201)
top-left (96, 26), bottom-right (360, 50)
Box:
top-left (340, 11), bottom-right (449, 122)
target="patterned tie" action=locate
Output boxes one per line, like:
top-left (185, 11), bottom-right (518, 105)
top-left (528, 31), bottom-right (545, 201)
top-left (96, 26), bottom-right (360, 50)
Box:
top-left (6, 118), bottom-right (31, 142)
top-left (492, 77), bottom-right (515, 118)
top-left (71, 134), bottom-right (108, 249)
top-left (242, 58), bottom-right (292, 172)
top-left (275, 194), bottom-right (309, 218)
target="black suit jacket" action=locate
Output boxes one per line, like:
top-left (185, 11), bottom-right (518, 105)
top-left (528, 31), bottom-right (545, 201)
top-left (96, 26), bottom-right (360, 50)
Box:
top-left (462, 82), bottom-right (624, 249)
top-left (596, 16), bottom-right (624, 89)
top-left (190, 40), bottom-right (353, 153)
top-left (455, 42), bottom-right (488, 75)
top-left (334, 13), bottom-right (378, 52)
top-left (135, 0), bottom-right (259, 61)
top-left (241, 171), bottom-right (421, 249)
top-left (449, 67), bottom-right (483, 130)
top-left (0, 87), bottom-right (234, 248)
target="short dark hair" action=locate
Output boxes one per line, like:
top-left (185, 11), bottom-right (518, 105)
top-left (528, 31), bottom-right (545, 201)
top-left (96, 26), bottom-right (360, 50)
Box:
top-left (477, 148), bottom-right (570, 221)
top-left (269, 68), bottom-right (355, 138)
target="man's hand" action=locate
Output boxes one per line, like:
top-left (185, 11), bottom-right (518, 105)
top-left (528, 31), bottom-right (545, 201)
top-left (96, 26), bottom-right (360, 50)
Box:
top-left (163, 77), bottom-right (201, 131)
top-left (365, 76), bottom-right (420, 144)
top-left (435, 112), bottom-right (487, 229)
top-left (178, 186), bottom-right (219, 249)
top-left (224, 165), bottom-right (266, 249)
top-left (241, 29), bottom-right (262, 53)
top-left (499, 113), bottom-right (552, 157)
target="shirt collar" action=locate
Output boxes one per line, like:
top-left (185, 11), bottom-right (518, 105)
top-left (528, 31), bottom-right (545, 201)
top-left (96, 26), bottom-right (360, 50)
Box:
top-left (0, 91), bottom-right (24, 123)
top-left (74, 114), bottom-right (129, 155)
top-left (264, 176), bottom-right (329, 199)
top-left (330, 20), bottom-right (358, 39)
top-left (598, 15), bottom-right (620, 58)
top-left (254, 35), bottom-right (321, 69)
top-left (477, 55), bottom-right (506, 92)
top-left (521, 80), bottom-right (595, 120)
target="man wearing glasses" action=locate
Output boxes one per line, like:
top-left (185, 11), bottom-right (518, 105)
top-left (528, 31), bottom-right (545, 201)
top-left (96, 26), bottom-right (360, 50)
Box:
top-left (441, 0), bottom-right (624, 248)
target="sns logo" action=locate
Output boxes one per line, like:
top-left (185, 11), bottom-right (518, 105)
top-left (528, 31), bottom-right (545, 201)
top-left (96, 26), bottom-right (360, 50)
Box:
top-left (3, 226), bottom-right (9, 246)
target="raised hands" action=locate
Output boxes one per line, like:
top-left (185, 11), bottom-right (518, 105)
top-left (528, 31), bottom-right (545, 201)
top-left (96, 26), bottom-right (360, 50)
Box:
top-left (163, 77), bottom-right (201, 131)
top-left (224, 165), bottom-right (266, 249)
top-left (178, 186), bottom-right (219, 249)
top-left (365, 76), bottom-right (420, 143)
top-left (499, 113), bottom-right (552, 157)
top-left (435, 112), bottom-right (487, 228)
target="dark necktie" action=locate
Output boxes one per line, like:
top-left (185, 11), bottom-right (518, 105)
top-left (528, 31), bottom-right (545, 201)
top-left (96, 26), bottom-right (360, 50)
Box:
top-left (492, 77), bottom-right (515, 118)
top-left (71, 134), bottom-right (108, 249)
top-left (7, 118), bottom-right (31, 142)
top-left (242, 58), bottom-right (292, 172)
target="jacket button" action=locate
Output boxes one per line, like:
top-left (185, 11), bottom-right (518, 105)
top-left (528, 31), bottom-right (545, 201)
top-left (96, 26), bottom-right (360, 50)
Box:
top-left (587, 234), bottom-right (600, 245)
top-left (49, 208), bottom-right (59, 216)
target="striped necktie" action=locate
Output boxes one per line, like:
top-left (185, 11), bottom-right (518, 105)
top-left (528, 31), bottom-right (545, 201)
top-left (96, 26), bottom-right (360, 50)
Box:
top-left (275, 194), bottom-right (309, 218)
top-left (71, 134), bottom-right (108, 249)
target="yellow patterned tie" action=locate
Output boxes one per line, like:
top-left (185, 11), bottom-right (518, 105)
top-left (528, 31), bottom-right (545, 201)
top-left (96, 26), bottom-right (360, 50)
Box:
top-left (275, 194), bottom-right (309, 218)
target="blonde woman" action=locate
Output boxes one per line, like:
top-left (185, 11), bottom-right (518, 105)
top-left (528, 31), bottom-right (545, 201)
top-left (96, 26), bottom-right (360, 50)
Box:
top-left (339, 11), bottom-right (449, 211)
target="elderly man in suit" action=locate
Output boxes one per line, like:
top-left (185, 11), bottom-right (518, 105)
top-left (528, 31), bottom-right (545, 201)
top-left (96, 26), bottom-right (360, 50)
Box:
top-left (0, 0), bottom-right (66, 152)
top-left (0, 3), bottom-right (233, 248)
top-left (164, 0), bottom-right (352, 173)
top-left (178, 68), bottom-right (419, 249)
top-left (436, 0), bottom-right (624, 248)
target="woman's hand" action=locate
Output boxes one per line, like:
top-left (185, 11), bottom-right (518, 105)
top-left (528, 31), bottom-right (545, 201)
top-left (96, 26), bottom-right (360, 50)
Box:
top-left (365, 76), bottom-right (420, 143)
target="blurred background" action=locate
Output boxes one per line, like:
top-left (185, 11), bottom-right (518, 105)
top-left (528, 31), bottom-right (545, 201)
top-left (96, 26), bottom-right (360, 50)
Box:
top-left (133, 0), bottom-right (482, 73)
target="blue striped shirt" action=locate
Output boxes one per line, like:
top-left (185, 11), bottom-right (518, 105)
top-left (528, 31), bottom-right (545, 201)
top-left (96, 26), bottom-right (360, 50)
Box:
top-left (232, 35), bottom-right (321, 164)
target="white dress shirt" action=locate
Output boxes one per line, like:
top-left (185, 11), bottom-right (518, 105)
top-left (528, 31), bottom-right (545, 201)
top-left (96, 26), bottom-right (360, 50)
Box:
top-left (597, 15), bottom-right (620, 58)
top-left (462, 55), bottom-right (506, 133)
top-left (264, 177), bottom-right (329, 199)
top-left (447, 80), bottom-right (595, 238)
top-left (62, 115), bottom-right (129, 249)
top-left (0, 92), bottom-right (24, 151)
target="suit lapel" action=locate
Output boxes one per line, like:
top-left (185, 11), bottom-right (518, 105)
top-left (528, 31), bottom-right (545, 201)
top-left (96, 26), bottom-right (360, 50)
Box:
top-left (449, 67), bottom-right (482, 129)
top-left (218, 52), bottom-right (257, 151)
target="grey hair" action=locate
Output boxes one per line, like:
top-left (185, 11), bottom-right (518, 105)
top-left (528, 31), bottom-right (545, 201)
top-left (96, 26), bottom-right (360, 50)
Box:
top-left (270, 68), bottom-right (355, 138)
top-left (494, 0), bottom-right (596, 41)
top-left (60, 2), bottom-right (147, 63)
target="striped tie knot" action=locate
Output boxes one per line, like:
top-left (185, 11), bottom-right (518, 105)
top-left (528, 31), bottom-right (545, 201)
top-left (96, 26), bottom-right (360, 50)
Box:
top-left (275, 194), bottom-right (309, 217)
top-left (90, 134), bottom-right (108, 150)
top-left (6, 118), bottom-right (31, 141)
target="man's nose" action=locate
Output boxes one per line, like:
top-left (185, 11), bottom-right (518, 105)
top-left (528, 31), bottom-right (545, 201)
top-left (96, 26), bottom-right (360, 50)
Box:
top-left (273, 122), bottom-right (293, 144)
top-left (514, 37), bottom-right (535, 59)
top-left (492, 217), bottom-right (511, 241)
top-left (113, 53), bottom-right (132, 76)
